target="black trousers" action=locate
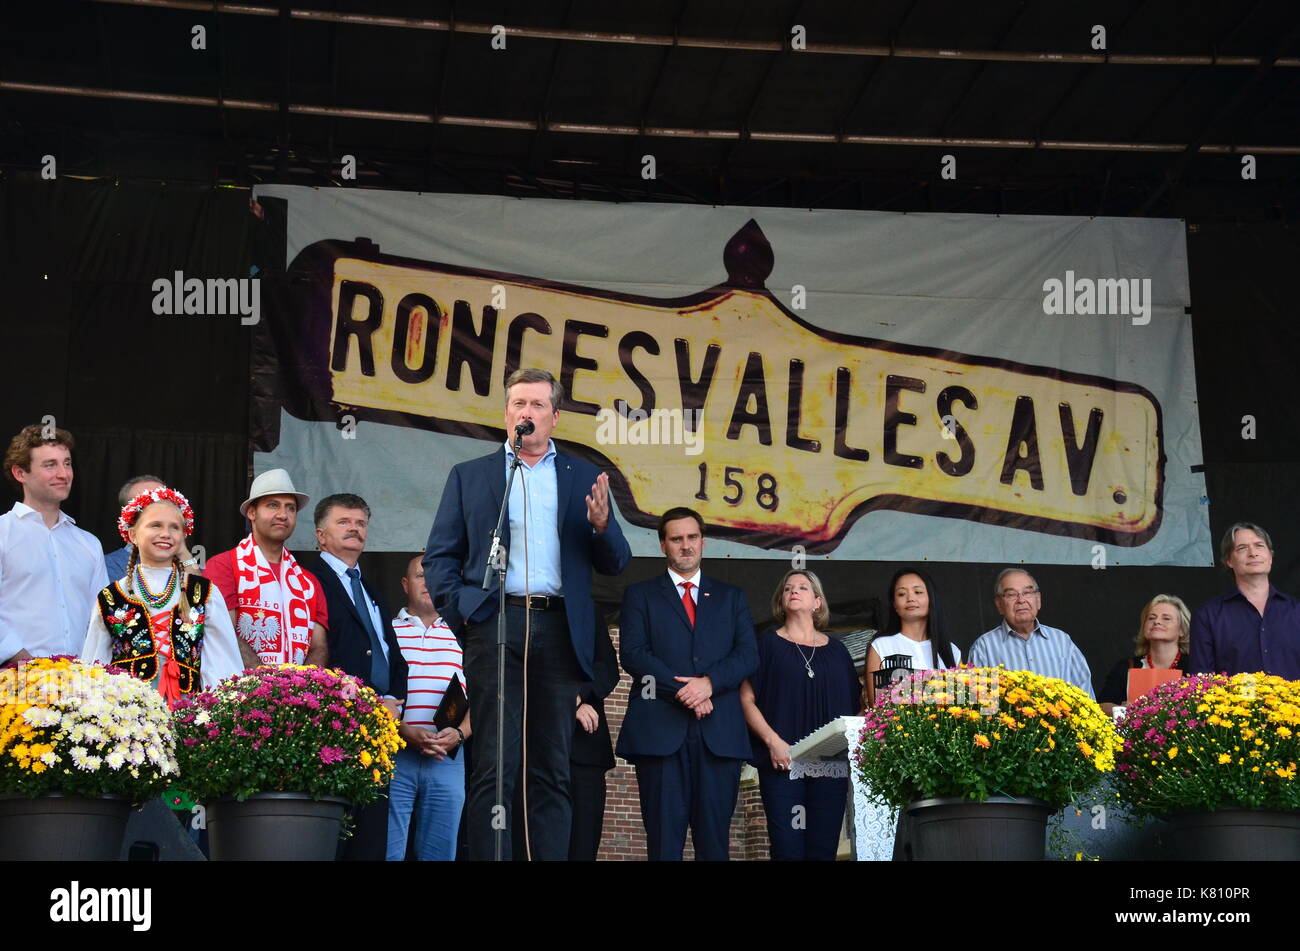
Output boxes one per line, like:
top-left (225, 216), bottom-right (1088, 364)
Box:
top-left (757, 770), bottom-right (848, 861)
top-left (568, 764), bottom-right (609, 861)
top-left (463, 604), bottom-right (584, 861)
top-left (510, 761), bottom-right (607, 861)
top-left (633, 718), bottom-right (741, 861)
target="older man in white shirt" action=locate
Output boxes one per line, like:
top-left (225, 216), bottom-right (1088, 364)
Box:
top-left (0, 424), bottom-right (108, 664)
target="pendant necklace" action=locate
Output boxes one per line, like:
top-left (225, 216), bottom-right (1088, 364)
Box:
top-left (793, 640), bottom-right (817, 679)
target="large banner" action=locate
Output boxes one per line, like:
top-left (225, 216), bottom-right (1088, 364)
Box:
top-left (251, 186), bottom-right (1208, 566)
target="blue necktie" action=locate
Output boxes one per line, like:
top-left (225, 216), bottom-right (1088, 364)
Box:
top-left (346, 567), bottom-right (389, 694)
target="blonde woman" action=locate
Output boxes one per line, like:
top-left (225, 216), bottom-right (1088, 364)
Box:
top-left (739, 569), bottom-right (859, 861)
top-left (1098, 594), bottom-right (1191, 715)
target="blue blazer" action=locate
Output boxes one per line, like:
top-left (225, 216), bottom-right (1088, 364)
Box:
top-left (615, 572), bottom-right (758, 761)
top-left (422, 447), bottom-right (631, 678)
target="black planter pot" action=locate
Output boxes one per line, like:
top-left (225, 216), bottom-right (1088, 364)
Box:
top-left (207, 792), bottom-right (348, 861)
top-left (0, 793), bottom-right (132, 860)
top-left (907, 795), bottom-right (1054, 860)
top-left (1167, 810), bottom-right (1300, 861)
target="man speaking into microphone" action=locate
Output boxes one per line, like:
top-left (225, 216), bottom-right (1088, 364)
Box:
top-left (423, 368), bottom-right (631, 860)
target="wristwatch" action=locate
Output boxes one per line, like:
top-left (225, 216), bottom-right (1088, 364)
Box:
top-left (453, 727), bottom-right (466, 745)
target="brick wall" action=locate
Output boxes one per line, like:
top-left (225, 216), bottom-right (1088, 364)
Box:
top-left (597, 626), bottom-right (770, 861)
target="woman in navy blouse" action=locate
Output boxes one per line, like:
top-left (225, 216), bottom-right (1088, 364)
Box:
top-left (739, 569), bottom-right (861, 861)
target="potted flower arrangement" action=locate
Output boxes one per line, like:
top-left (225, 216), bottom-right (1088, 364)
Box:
top-left (855, 666), bottom-right (1120, 860)
top-left (172, 665), bottom-right (403, 860)
top-left (0, 656), bottom-right (178, 860)
top-left (1114, 672), bottom-right (1300, 860)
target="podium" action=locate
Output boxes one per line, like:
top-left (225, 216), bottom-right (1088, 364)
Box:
top-left (788, 715), bottom-right (896, 861)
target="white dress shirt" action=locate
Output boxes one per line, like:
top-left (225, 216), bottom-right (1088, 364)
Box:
top-left (667, 567), bottom-right (702, 607)
top-left (0, 502), bottom-right (108, 660)
top-left (319, 550), bottom-right (390, 662)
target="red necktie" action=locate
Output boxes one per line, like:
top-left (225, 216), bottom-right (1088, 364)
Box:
top-left (680, 581), bottom-right (696, 626)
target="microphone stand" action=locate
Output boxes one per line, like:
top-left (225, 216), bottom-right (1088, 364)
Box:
top-left (483, 426), bottom-right (528, 862)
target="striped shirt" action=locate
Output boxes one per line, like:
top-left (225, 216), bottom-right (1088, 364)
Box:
top-left (968, 620), bottom-right (1095, 698)
top-left (391, 608), bottom-right (466, 729)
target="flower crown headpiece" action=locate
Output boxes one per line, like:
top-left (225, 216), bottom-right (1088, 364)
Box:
top-left (118, 487), bottom-right (195, 543)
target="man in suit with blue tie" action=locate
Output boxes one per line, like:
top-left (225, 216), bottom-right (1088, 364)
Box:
top-left (423, 368), bottom-right (631, 861)
top-left (617, 506), bottom-right (759, 860)
top-left (300, 492), bottom-right (408, 861)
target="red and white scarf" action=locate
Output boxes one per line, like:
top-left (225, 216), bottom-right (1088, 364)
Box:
top-left (232, 533), bottom-right (315, 665)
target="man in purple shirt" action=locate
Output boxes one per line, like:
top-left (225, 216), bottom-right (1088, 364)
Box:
top-left (1189, 522), bottom-right (1300, 680)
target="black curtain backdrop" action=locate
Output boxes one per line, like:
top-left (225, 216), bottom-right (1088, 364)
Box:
top-left (3, 174), bottom-right (1297, 694)
top-left (1, 176), bottom-right (257, 549)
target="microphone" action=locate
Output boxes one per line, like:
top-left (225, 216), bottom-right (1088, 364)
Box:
top-left (514, 420), bottom-right (535, 436)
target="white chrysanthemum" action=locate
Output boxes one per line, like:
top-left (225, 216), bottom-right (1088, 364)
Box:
top-left (68, 745), bottom-right (87, 763)
top-left (194, 710), bottom-right (211, 726)
top-left (145, 745), bottom-right (164, 764)
top-left (82, 755), bottom-right (102, 771)
top-left (22, 706), bottom-right (60, 727)
top-left (105, 751), bottom-right (126, 769)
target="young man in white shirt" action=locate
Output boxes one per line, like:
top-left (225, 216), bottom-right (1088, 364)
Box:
top-left (0, 424), bottom-right (108, 665)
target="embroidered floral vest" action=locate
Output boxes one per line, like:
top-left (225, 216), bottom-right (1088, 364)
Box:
top-left (96, 575), bottom-right (210, 694)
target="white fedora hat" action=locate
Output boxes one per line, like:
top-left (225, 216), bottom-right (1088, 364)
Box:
top-left (240, 468), bottom-right (310, 519)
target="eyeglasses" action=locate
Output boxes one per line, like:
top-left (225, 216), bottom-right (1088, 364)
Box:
top-left (999, 587), bottom-right (1040, 601)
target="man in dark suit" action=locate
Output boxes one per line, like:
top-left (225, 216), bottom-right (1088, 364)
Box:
top-left (423, 368), bottom-right (631, 861)
top-left (616, 506), bottom-right (758, 861)
top-left (302, 492), bottom-right (408, 861)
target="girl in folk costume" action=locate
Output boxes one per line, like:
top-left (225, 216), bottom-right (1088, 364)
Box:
top-left (81, 488), bottom-right (243, 707)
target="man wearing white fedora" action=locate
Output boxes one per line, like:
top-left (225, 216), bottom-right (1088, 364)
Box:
top-left (205, 468), bottom-right (330, 669)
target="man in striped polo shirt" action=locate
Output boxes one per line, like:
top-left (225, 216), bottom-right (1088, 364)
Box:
top-left (388, 555), bottom-right (472, 861)
top-left (968, 567), bottom-right (1095, 698)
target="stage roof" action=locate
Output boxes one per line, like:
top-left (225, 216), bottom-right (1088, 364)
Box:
top-left (2, 0), bottom-right (1298, 218)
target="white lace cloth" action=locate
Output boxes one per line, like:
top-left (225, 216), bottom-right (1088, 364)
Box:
top-left (788, 760), bottom-right (848, 779)
top-left (843, 717), bottom-right (897, 861)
